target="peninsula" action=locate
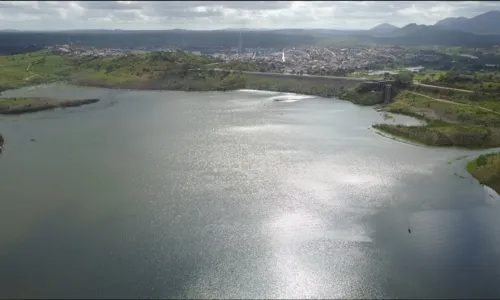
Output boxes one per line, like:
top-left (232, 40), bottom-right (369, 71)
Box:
top-left (373, 90), bottom-right (500, 149)
top-left (0, 97), bottom-right (100, 115)
top-left (466, 153), bottom-right (500, 194)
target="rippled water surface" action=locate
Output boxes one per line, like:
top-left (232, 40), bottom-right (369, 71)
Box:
top-left (1, 84), bottom-right (500, 298)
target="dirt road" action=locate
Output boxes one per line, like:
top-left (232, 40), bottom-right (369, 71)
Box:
top-left (408, 91), bottom-right (500, 116)
top-left (413, 82), bottom-right (474, 94)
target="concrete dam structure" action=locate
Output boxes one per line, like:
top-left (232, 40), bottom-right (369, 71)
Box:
top-left (189, 68), bottom-right (395, 102)
top-left (243, 71), bottom-right (365, 89)
top-left (244, 72), bottom-right (396, 102)
top-left (358, 80), bottom-right (396, 103)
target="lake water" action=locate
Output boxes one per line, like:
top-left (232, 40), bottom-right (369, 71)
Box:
top-left (1, 84), bottom-right (500, 298)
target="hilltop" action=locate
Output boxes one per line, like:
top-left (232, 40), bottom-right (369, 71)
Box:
top-left (368, 23), bottom-right (399, 35)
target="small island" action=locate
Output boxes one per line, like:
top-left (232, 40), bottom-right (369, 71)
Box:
top-left (0, 97), bottom-right (100, 115)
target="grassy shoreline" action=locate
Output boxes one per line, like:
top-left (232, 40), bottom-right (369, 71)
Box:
top-left (0, 97), bottom-right (100, 115)
top-left (373, 91), bottom-right (500, 149)
top-left (466, 152), bottom-right (500, 195)
top-left (374, 128), bottom-right (428, 147)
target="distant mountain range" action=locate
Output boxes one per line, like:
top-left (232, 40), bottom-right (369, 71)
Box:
top-left (367, 10), bottom-right (500, 35)
top-left (373, 24), bottom-right (500, 47)
top-left (434, 10), bottom-right (500, 35)
top-left (368, 23), bottom-right (399, 35)
top-left (0, 10), bottom-right (500, 51)
top-left (361, 10), bottom-right (500, 47)
top-left (248, 10), bottom-right (500, 47)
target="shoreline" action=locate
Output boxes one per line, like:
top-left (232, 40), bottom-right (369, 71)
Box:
top-left (466, 152), bottom-right (500, 195)
top-left (372, 125), bottom-right (500, 150)
top-left (373, 128), bottom-right (431, 148)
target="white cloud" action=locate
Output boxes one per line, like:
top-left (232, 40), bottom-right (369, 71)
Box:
top-left (0, 1), bottom-right (498, 30)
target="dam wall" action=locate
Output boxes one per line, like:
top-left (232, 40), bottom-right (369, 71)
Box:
top-left (188, 68), bottom-right (366, 90)
top-left (186, 68), bottom-right (394, 101)
top-left (242, 71), bottom-right (365, 89)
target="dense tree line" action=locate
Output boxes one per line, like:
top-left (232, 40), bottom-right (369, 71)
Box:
top-left (2, 27), bottom-right (500, 54)
top-left (0, 31), bottom-right (319, 51)
top-left (0, 44), bottom-right (43, 55)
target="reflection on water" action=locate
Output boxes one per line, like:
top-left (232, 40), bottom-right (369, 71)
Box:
top-left (0, 84), bottom-right (500, 298)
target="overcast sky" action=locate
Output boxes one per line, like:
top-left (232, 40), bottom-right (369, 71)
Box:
top-left (0, 1), bottom-right (499, 31)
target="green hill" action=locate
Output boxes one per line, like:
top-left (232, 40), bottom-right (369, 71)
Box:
top-left (0, 50), bottom-right (247, 92)
top-left (0, 50), bottom-right (75, 90)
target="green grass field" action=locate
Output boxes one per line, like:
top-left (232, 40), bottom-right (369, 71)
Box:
top-left (0, 50), bottom-right (77, 90)
top-left (0, 50), bottom-right (230, 91)
top-left (414, 69), bottom-right (500, 94)
top-left (385, 91), bottom-right (500, 126)
top-left (414, 70), bottom-right (446, 82)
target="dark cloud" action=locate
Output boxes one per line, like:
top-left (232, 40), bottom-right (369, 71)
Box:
top-left (0, 1), bottom-right (498, 30)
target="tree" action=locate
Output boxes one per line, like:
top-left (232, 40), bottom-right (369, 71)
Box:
top-left (393, 70), bottom-right (414, 88)
top-left (180, 63), bottom-right (190, 77)
top-left (105, 65), bottom-right (114, 74)
top-left (443, 71), bottom-right (460, 84)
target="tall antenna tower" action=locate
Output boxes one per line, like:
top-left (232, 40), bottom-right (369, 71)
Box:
top-left (239, 31), bottom-right (242, 55)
